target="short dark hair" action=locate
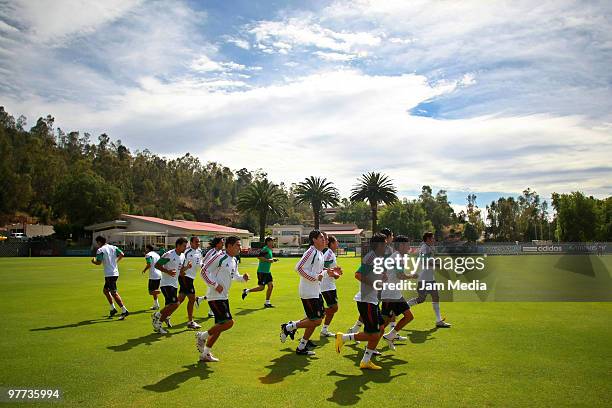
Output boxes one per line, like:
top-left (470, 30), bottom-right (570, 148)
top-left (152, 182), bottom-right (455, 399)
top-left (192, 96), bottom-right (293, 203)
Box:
top-left (380, 228), bottom-right (393, 238)
top-left (145, 244), bottom-right (154, 251)
top-left (225, 236), bottom-right (240, 247)
top-left (370, 232), bottom-right (387, 244)
top-left (308, 230), bottom-right (323, 245)
top-left (209, 237), bottom-right (224, 247)
top-left (264, 237), bottom-right (274, 244)
top-left (423, 232), bottom-right (434, 242)
top-left (190, 236), bottom-right (200, 244)
top-left (394, 235), bottom-right (410, 243)
top-left (95, 236), bottom-right (106, 245)
top-left (327, 235), bottom-right (337, 246)
top-left (175, 237), bottom-right (188, 247)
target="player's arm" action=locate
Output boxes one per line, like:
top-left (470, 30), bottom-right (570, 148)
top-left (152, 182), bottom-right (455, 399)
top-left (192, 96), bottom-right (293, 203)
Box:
top-left (142, 256), bottom-right (152, 274)
top-left (201, 253), bottom-right (222, 291)
top-left (115, 247), bottom-right (124, 262)
top-left (91, 251), bottom-right (103, 265)
top-left (155, 257), bottom-right (175, 276)
top-left (295, 248), bottom-right (322, 281)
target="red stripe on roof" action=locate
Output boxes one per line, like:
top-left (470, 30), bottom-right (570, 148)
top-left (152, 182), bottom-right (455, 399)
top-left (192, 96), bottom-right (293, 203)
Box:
top-left (122, 214), bottom-right (251, 234)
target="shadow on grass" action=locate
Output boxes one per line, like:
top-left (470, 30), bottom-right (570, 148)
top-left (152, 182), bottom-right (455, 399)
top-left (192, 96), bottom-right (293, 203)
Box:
top-left (235, 307), bottom-right (264, 316)
top-left (404, 328), bottom-right (438, 344)
top-left (259, 347), bottom-right (318, 384)
top-left (107, 328), bottom-right (191, 352)
top-left (326, 354), bottom-right (408, 405)
top-left (30, 310), bottom-right (149, 331)
top-left (143, 363), bottom-right (214, 392)
top-left (555, 254), bottom-right (597, 277)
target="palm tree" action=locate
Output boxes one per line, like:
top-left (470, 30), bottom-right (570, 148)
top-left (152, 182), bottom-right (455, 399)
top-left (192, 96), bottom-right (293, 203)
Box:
top-left (350, 172), bottom-right (398, 233)
top-left (294, 176), bottom-right (340, 230)
top-left (237, 179), bottom-right (287, 242)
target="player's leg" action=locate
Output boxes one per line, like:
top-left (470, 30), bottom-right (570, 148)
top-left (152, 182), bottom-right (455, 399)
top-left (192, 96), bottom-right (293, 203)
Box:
top-left (108, 277), bottom-right (128, 319)
top-left (196, 300), bottom-right (233, 361)
top-left (263, 281), bottom-right (274, 307)
top-left (186, 294), bottom-right (200, 328)
top-left (431, 290), bottom-right (451, 327)
top-left (335, 302), bottom-right (383, 369)
top-left (242, 273), bottom-right (266, 300)
top-left (320, 290), bottom-right (338, 336)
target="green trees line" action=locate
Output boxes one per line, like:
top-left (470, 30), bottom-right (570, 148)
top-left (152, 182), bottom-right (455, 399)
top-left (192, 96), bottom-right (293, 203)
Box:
top-left (1, 108), bottom-right (609, 242)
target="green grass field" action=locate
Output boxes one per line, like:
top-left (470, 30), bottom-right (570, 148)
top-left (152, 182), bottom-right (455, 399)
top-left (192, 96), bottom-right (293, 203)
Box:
top-left (0, 256), bottom-right (610, 407)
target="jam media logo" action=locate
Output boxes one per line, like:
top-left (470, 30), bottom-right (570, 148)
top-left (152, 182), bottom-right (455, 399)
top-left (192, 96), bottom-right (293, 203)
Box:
top-left (522, 245), bottom-right (562, 253)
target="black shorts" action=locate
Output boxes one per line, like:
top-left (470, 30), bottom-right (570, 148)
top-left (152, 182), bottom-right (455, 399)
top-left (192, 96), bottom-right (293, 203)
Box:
top-left (104, 276), bottom-right (118, 292)
top-left (381, 298), bottom-right (410, 318)
top-left (178, 276), bottom-right (196, 295)
top-left (148, 279), bottom-right (161, 292)
top-left (417, 280), bottom-right (439, 297)
top-left (257, 273), bottom-right (273, 286)
top-left (301, 296), bottom-right (325, 321)
top-left (208, 300), bottom-right (232, 324)
top-left (161, 286), bottom-right (179, 305)
top-left (357, 301), bottom-right (384, 334)
top-left (321, 289), bottom-right (338, 308)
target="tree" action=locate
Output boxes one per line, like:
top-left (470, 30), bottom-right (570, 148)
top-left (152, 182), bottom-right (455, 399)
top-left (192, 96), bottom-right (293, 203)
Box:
top-left (350, 172), bottom-right (398, 232)
top-left (378, 199), bottom-right (428, 239)
top-left (237, 179), bottom-right (287, 242)
top-left (552, 192), bottom-right (599, 241)
top-left (336, 198), bottom-right (371, 229)
top-left (463, 222), bottom-right (479, 242)
top-left (294, 176), bottom-right (340, 230)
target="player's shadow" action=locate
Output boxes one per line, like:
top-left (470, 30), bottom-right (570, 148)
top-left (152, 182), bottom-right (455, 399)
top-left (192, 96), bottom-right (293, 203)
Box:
top-left (143, 363), bottom-right (213, 392)
top-left (259, 347), bottom-right (317, 384)
top-left (326, 354), bottom-right (408, 405)
top-left (235, 307), bottom-right (263, 316)
top-left (30, 310), bottom-right (149, 331)
top-left (108, 326), bottom-right (192, 352)
top-left (404, 328), bottom-right (438, 344)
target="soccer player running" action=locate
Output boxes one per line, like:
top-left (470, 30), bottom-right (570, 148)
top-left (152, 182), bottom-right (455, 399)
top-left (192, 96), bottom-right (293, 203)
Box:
top-left (91, 236), bottom-right (129, 320)
top-left (179, 236), bottom-right (203, 329)
top-left (335, 233), bottom-right (388, 370)
top-left (320, 234), bottom-right (343, 337)
top-left (195, 236), bottom-right (249, 362)
top-left (151, 237), bottom-right (192, 334)
top-left (242, 236), bottom-right (278, 307)
top-left (406, 232), bottom-right (451, 328)
top-left (280, 230), bottom-right (340, 356)
top-left (141, 244), bottom-right (161, 310)
top-left (195, 237), bottom-right (224, 316)
top-left (380, 235), bottom-right (415, 350)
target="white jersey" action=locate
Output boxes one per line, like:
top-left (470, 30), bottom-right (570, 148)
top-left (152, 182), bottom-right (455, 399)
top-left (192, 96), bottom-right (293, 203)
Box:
top-left (183, 246), bottom-right (203, 279)
top-left (381, 250), bottom-right (404, 300)
top-left (295, 246), bottom-right (324, 299)
top-left (201, 252), bottom-right (245, 301)
top-left (157, 249), bottom-right (185, 288)
top-left (353, 250), bottom-right (380, 305)
top-left (417, 243), bottom-right (435, 281)
top-left (320, 248), bottom-right (337, 292)
top-left (96, 244), bottom-right (123, 277)
top-left (145, 251), bottom-right (161, 280)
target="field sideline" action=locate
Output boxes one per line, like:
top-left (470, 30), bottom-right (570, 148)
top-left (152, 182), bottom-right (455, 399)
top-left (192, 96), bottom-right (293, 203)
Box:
top-left (0, 256), bottom-right (610, 407)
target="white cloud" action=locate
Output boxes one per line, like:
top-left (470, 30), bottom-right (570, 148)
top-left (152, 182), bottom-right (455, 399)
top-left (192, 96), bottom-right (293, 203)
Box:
top-left (313, 51), bottom-right (356, 61)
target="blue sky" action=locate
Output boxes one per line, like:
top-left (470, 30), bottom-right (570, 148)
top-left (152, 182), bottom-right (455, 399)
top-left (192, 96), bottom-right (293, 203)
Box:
top-left (1, 0), bottom-right (611, 211)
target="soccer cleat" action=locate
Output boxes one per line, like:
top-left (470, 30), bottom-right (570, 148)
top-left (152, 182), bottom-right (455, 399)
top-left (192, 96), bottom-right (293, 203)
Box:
top-left (395, 334), bottom-right (408, 341)
top-left (347, 326), bottom-right (361, 344)
top-left (118, 311), bottom-right (129, 321)
top-left (383, 334), bottom-right (396, 351)
top-left (199, 353), bottom-right (220, 362)
top-left (109, 309), bottom-right (118, 318)
top-left (187, 321), bottom-right (201, 329)
top-left (165, 318), bottom-right (173, 328)
top-left (151, 312), bottom-right (160, 327)
top-left (280, 324), bottom-right (289, 343)
top-left (372, 350), bottom-right (382, 356)
top-left (360, 361), bottom-right (382, 370)
top-left (154, 323), bottom-right (168, 334)
top-left (436, 320), bottom-right (451, 328)
top-left (306, 340), bottom-right (317, 350)
top-left (295, 347), bottom-right (315, 356)
top-left (195, 332), bottom-right (209, 352)
top-left (241, 289), bottom-right (248, 300)
top-left (335, 333), bottom-right (345, 353)
top-left (149, 305), bottom-right (159, 310)
top-left (263, 303), bottom-right (275, 308)
top-left (320, 330), bottom-right (336, 337)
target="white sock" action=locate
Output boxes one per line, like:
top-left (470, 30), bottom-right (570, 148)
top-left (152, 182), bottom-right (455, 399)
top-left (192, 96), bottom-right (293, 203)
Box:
top-left (109, 304), bottom-right (116, 311)
top-left (121, 306), bottom-right (128, 313)
top-left (342, 333), bottom-right (354, 342)
top-left (202, 346), bottom-right (211, 356)
top-left (297, 338), bottom-right (308, 350)
top-left (432, 302), bottom-right (442, 321)
top-left (386, 329), bottom-right (397, 339)
top-left (265, 299), bottom-right (270, 304)
top-left (361, 348), bottom-right (374, 363)
top-left (350, 320), bottom-right (363, 332)
top-left (407, 297), bottom-right (418, 306)
top-left (153, 299), bottom-right (159, 307)
top-left (286, 321), bottom-right (297, 331)
top-left (389, 322), bottom-right (396, 330)
top-left (322, 324), bottom-right (329, 332)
